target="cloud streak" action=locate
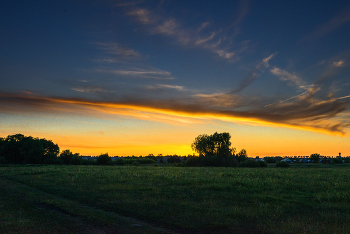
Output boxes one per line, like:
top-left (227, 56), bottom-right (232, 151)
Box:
top-left (72, 87), bottom-right (116, 94)
top-left (333, 60), bottom-right (345, 67)
top-left (270, 67), bottom-right (309, 90)
top-left (1, 91), bottom-right (349, 135)
top-left (94, 68), bottom-right (174, 80)
top-left (145, 84), bottom-right (185, 91)
top-left (92, 42), bottom-right (175, 80)
top-left (230, 72), bottom-right (259, 94)
top-left (127, 8), bottom-right (246, 60)
top-left (94, 42), bottom-right (141, 60)
top-left (302, 7), bottom-right (350, 41)
top-left (230, 53), bottom-right (277, 94)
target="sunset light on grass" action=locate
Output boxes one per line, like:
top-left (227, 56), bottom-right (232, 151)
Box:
top-left (1, 1), bottom-right (349, 156)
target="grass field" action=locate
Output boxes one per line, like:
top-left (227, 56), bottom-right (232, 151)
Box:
top-left (1, 164), bottom-right (350, 234)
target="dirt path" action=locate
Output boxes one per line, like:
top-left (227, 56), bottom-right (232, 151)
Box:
top-left (0, 176), bottom-right (179, 234)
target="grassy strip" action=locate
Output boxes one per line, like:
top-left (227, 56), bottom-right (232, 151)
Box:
top-left (0, 176), bottom-right (173, 234)
top-left (1, 165), bottom-right (350, 233)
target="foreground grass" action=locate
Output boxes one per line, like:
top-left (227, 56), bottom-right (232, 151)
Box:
top-left (0, 175), bottom-right (169, 234)
top-left (1, 165), bottom-right (350, 233)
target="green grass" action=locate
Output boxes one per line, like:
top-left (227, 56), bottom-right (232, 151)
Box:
top-left (1, 164), bottom-right (350, 233)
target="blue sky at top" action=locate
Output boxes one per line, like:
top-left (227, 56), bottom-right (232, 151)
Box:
top-left (1, 0), bottom-right (350, 155)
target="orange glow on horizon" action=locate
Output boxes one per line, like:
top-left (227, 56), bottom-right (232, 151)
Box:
top-left (1, 93), bottom-right (349, 157)
top-left (52, 97), bottom-right (347, 137)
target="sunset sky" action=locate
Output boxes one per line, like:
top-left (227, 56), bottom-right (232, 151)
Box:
top-left (1, 0), bottom-right (350, 156)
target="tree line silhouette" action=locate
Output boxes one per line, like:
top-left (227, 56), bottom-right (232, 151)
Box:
top-left (0, 132), bottom-right (265, 167)
top-left (188, 132), bottom-right (264, 167)
top-left (0, 134), bottom-right (59, 164)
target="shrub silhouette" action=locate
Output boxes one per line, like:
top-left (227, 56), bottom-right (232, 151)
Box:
top-left (123, 158), bottom-right (156, 165)
top-left (71, 154), bottom-right (82, 165)
top-left (236, 149), bottom-right (247, 163)
top-left (276, 161), bottom-right (290, 168)
top-left (43, 153), bottom-right (61, 164)
top-left (259, 161), bottom-right (267, 167)
top-left (96, 153), bottom-right (112, 165)
top-left (167, 156), bottom-right (181, 163)
top-left (131, 160), bottom-right (140, 166)
top-left (81, 158), bottom-right (95, 165)
top-left (138, 158), bottom-right (156, 164)
top-left (60, 150), bottom-right (74, 164)
top-left (184, 155), bottom-right (238, 167)
top-left (332, 158), bottom-right (343, 164)
top-left (310, 153), bottom-right (321, 163)
top-left (239, 159), bottom-right (260, 167)
top-left (264, 157), bottom-right (276, 163)
top-left (184, 156), bottom-right (201, 167)
top-left (113, 158), bottom-right (125, 165)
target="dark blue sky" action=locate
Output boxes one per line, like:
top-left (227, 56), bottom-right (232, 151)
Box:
top-left (1, 0), bottom-right (350, 155)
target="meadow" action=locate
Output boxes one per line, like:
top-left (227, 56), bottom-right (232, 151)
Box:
top-left (1, 164), bottom-right (350, 234)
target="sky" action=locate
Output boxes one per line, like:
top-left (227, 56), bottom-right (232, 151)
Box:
top-left (1, 0), bottom-right (350, 156)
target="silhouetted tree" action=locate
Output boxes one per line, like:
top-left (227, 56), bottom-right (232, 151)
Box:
top-left (0, 134), bottom-right (26, 163)
top-left (60, 149), bottom-right (74, 164)
top-left (191, 132), bottom-right (234, 158)
top-left (191, 134), bottom-right (212, 156)
top-left (167, 156), bottom-right (181, 163)
top-left (71, 153), bottom-right (82, 165)
top-left (191, 132), bottom-right (238, 167)
top-left (0, 134), bottom-right (59, 164)
top-left (236, 149), bottom-right (247, 163)
top-left (96, 153), bottom-right (112, 165)
top-left (21, 137), bottom-right (45, 164)
top-left (310, 153), bottom-right (320, 163)
top-left (40, 138), bottom-right (59, 160)
top-left (264, 157), bottom-right (276, 163)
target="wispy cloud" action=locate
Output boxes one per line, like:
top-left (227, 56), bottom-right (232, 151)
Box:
top-left (92, 41), bottom-right (176, 81)
top-left (230, 72), bottom-right (260, 94)
top-left (258, 88), bottom-right (350, 134)
top-left (193, 93), bottom-right (243, 108)
top-left (336, 94), bottom-right (350, 100)
top-left (264, 89), bottom-right (312, 108)
top-left (145, 84), bottom-right (185, 91)
top-left (313, 57), bottom-right (350, 86)
top-left (197, 22), bottom-right (210, 33)
top-left (99, 69), bottom-right (170, 76)
top-left (94, 67), bottom-right (174, 80)
top-left (261, 53), bottom-right (277, 68)
top-left (93, 58), bottom-right (122, 63)
top-left (79, 80), bottom-right (91, 83)
top-left (154, 19), bottom-right (180, 36)
top-left (270, 67), bottom-right (309, 89)
top-left (128, 8), bottom-right (155, 25)
top-left (333, 60), bottom-right (345, 67)
top-left (127, 8), bottom-right (247, 60)
top-left (227, 0), bottom-right (251, 35)
top-left (72, 87), bottom-right (116, 94)
top-left (1, 91), bottom-right (349, 135)
top-left (94, 42), bottom-right (141, 60)
top-left (230, 53), bottom-right (277, 94)
top-left (194, 32), bottom-right (216, 46)
top-left (302, 7), bottom-right (350, 41)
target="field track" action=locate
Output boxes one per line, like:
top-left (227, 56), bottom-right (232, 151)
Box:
top-left (0, 176), bottom-right (177, 234)
top-left (1, 165), bottom-right (350, 234)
